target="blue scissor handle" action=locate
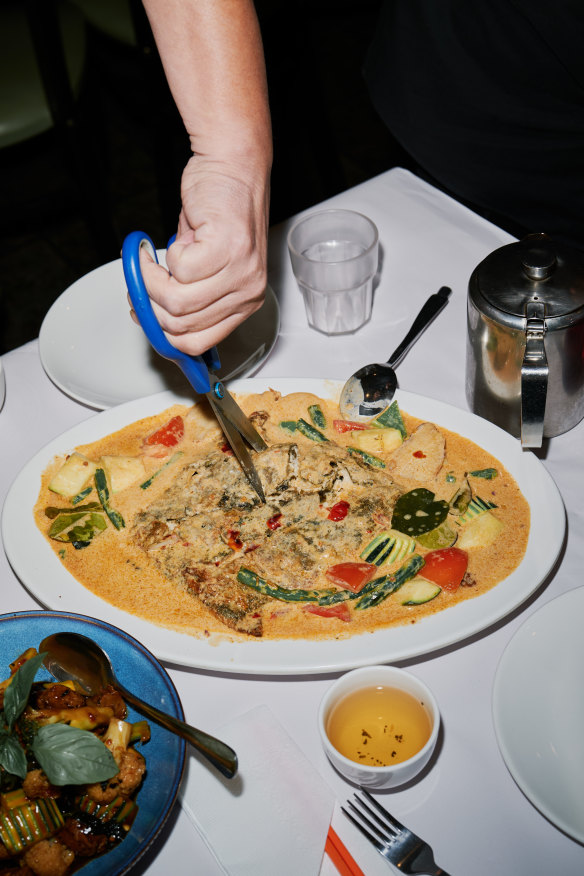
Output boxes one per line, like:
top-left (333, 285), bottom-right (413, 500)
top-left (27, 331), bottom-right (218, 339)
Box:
top-left (121, 231), bottom-right (221, 395)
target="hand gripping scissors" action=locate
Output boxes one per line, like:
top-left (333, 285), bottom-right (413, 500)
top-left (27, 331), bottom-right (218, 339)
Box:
top-left (121, 231), bottom-right (267, 502)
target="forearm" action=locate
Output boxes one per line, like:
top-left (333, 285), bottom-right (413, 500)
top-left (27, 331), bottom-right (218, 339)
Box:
top-left (142, 0), bottom-right (272, 171)
top-left (137, 0), bottom-right (272, 355)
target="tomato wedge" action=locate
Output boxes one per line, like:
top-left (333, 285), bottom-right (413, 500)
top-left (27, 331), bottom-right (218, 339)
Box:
top-left (332, 419), bottom-right (369, 433)
top-left (143, 415), bottom-right (184, 448)
top-left (421, 547), bottom-right (468, 591)
top-left (304, 603), bottom-right (352, 622)
top-left (325, 561), bottom-right (377, 593)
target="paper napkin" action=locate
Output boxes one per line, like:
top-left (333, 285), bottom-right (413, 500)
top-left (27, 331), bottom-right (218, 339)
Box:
top-left (179, 705), bottom-right (335, 876)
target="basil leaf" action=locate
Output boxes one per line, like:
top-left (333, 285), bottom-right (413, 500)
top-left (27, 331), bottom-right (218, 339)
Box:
top-left (32, 723), bottom-right (119, 786)
top-left (3, 652), bottom-right (47, 730)
top-left (0, 730), bottom-right (27, 779)
top-left (63, 513), bottom-right (108, 547)
top-left (49, 512), bottom-right (90, 538)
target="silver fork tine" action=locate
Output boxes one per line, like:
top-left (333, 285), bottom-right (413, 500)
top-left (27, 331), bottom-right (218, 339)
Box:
top-left (346, 796), bottom-right (399, 842)
top-left (361, 788), bottom-right (406, 832)
top-left (342, 791), bottom-right (454, 876)
top-left (340, 804), bottom-right (386, 854)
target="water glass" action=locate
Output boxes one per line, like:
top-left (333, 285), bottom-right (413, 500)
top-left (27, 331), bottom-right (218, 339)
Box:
top-left (287, 209), bottom-right (379, 335)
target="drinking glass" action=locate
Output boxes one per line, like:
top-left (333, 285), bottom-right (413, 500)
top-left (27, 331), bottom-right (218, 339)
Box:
top-left (287, 209), bottom-right (379, 335)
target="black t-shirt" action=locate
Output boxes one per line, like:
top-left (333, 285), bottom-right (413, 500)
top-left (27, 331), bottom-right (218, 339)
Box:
top-left (363, 0), bottom-right (584, 249)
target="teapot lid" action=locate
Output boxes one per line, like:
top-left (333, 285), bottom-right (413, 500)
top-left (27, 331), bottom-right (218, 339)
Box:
top-left (470, 233), bottom-right (584, 329)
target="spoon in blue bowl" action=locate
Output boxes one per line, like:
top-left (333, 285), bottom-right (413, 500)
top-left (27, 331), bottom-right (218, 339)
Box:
top-left (40, 631), bottom-right (238, 779)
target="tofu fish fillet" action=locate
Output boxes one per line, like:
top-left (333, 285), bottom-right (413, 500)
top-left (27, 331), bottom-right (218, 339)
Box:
top-left (131, 441), bottom-right (401, 636)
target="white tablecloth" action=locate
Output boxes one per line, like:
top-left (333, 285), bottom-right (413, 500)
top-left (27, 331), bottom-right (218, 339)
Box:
top-left (2, 168), bottom-right (583, 875)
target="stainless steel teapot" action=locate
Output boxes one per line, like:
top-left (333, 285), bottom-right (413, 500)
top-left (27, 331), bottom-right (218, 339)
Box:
top-left (466, 233), bottom-right (584, 447)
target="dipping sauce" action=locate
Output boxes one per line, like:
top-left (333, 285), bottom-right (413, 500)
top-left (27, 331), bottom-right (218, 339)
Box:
top-left (326, 685), bottom-right (432, 766)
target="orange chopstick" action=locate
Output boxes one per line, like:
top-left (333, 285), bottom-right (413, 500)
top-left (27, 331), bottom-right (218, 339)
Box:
top-left (325, 825), bottom-right (366, 876)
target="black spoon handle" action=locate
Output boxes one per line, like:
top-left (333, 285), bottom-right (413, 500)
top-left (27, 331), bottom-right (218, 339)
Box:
top-left (387, 286), bottom-right (451, 369)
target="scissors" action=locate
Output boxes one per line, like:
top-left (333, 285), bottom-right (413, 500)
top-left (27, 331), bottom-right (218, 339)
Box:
top-left (121, 231), bottom-right (267, 502)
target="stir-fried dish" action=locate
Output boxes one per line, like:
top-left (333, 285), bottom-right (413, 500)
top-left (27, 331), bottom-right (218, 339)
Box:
top-left (34, 391), bottom-right (530, 640)
top-left (0, 649), bottom-right (149, 875)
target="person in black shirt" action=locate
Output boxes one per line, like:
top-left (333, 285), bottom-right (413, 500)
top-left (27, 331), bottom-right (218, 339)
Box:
top-left (363, 1), bottom-right (584, 250)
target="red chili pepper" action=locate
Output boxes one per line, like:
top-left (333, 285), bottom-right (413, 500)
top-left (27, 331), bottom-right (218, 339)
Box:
top-left (221, 442), bottom-right (234, 455)
top-left (267, 513), bottom-right (283, 531)
top-left (413, 450), bottom-right (426, 458)
top-left (226, 530), bottom-right (243, 550)
top-left (333, 420), bottom-right (368, 434)
top-left (328, 501), bottom-right (350, 521)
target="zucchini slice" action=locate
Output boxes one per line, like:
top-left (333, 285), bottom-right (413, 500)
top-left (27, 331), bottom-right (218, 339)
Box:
top-left (0, 798), bottom-right (64, 854)
top-left (48, 453), bottom-right (97, 498)
top-left (350, 428), bottom-right (402, 455)
top-left (76, 794), bottom-right (138, 826)
top-left (101, 455), bottom-right (146, 493)
top-left (0, 789), bottom-right (28, 810)
top-left (360, 530), bottom-right (416, 566)
top-left (457, 495), bottom-right (497, 525)
top-left (457, 511), bottom-right (504, 549)
top-left (399, 578), bottom-right (441, 605)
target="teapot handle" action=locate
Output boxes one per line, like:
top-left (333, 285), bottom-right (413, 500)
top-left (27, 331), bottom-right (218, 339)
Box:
top-left (521, 302), bottom-right (548, 448)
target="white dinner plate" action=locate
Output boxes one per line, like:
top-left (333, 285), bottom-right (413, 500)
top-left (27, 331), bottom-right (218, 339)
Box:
top-left (492, 587), bottom-right (584, 843)
top-left (2, 378), bottom-right (565, 674)
top-left (38, 252), bottom-right (280, 409)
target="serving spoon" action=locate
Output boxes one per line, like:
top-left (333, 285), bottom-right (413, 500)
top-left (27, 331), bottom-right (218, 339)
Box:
top-left (40, 632), bottom-right (238, 779)
top-left (339, 286), bottom-right (451, 421)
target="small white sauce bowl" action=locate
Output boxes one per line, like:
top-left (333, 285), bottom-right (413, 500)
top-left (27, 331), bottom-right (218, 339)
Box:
top-left (318, 665), bottom-right (440, 789)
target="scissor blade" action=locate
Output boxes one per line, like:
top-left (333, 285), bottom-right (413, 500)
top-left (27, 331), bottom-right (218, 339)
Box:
top-left (207, 395), bottom-right (266, 503)
top-left (209, 384), bottom-right (268, 452)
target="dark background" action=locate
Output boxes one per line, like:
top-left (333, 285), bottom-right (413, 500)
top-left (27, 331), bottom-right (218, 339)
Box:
top-left (0, 0), bottom-right (413, 354)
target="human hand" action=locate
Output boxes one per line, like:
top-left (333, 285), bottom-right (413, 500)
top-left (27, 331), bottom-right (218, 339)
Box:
top-left (138, 153), bottom-right (270, 356)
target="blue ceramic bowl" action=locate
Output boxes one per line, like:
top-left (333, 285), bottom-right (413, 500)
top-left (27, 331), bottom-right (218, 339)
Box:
top-left (0, 611), bottom-right (186, 875)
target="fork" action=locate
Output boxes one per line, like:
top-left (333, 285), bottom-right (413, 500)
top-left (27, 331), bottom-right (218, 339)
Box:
top-left (342, 791), bottom-right (452, 875)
